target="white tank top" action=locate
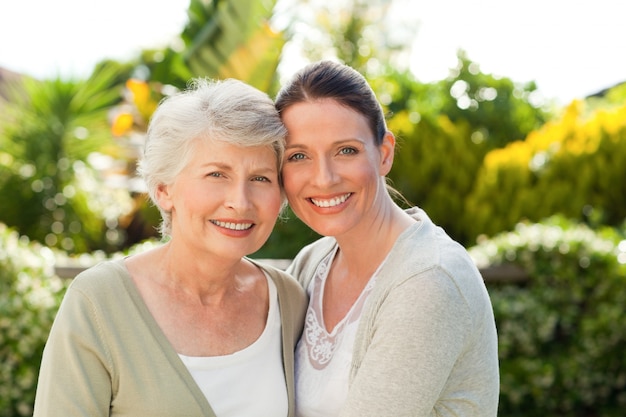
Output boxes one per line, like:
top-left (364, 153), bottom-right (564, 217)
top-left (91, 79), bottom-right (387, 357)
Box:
top-left (178, 274), bottom-right (287, 417)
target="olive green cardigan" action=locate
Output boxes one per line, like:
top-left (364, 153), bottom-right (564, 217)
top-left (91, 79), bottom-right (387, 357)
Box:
top-left (34, 258), bottom-right (306, 417)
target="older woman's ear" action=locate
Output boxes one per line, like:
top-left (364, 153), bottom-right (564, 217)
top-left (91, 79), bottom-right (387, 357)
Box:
top-left (155, 183), bottom-right (174, 211)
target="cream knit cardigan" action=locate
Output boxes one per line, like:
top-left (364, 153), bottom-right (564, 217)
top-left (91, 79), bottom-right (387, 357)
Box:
top-left (288, 207), bottom-right (500, 417)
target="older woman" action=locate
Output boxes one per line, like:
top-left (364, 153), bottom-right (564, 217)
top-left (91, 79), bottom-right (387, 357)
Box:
top-left (34, 78), bottom-right (306, 417)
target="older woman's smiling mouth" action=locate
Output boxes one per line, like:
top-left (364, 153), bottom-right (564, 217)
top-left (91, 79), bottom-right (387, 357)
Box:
top-left (210, 220), bottom-right (254, 230)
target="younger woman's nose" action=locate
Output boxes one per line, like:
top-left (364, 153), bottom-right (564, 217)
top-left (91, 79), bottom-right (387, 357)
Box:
top-left (310, 158), bottom-right (339, 187)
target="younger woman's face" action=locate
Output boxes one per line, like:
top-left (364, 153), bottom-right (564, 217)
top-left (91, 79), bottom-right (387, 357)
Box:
top-left (280, 98), bottom-right (394, 238)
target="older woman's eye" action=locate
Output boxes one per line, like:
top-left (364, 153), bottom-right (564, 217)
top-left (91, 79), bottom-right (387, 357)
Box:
top-left (252, 176), bottom-right (271, 182)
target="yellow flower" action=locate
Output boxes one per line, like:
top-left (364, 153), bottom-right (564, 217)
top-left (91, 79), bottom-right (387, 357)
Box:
top-left (111, 112), bottom-right (134, 137)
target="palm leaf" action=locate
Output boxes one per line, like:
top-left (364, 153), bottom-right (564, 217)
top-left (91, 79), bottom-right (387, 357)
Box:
top-left (182, 0), bottom-right (285, 91)
top-left (0, 63), bottom-right (125, 251)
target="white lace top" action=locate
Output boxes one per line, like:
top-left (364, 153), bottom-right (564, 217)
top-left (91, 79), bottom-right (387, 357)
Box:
top-left (295, 247), bottom-right (378, 417)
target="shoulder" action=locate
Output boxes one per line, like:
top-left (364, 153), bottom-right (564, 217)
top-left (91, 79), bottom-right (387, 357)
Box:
top-left (52, 259), bottom-right (133, 339)
top-left (67, 259), bottom-right (129, 301)
top-left (249, 258), bottom-right (307, 329)
top-left (248, 258), bottom-right (305, 300)
top-left (388, 207), bottom-right (479, 278)
top-left (378, 208), bottom-right (486, 304)
top-left (287, 236), bottom-right (336, 286)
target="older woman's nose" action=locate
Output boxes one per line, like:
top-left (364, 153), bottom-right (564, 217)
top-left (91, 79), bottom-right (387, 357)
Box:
top-left (225, 182), bottom-right (253, 210)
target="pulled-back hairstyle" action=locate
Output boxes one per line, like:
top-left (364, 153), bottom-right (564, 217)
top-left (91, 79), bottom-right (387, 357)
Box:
top-left (275, 60), bottom-right (388, 145)
top-left (275, 60), bottom-right (411, 206)
top-left (139, 78), bottom-right (287, 237)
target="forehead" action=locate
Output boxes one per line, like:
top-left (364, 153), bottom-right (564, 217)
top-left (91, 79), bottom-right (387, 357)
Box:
top-left (188, 138), bottom-right (278, 166)
top-left (284, 98), bottom-right (361, 116)
top-left (282, 99), bottom-right (373, 143)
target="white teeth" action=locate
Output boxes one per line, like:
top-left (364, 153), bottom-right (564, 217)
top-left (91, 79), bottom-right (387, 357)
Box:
top-left (212, 220), bottom-right (253, 230)
top-left (310, 193), bottom-right (350, 208)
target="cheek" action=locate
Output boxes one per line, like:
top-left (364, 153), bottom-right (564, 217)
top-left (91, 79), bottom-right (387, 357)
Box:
top-left (281, 165), bottom-right (302, 197)
top-left (360, 164), bottom-right (379, 182)
top-left (361, 152), bottom-right (385, 179)
top-left (176, 182), bottom-right (222, 214)
top-left (254, 185), bottom-right (283, 217)
top-left (269, 189), bottom-right (284, 217)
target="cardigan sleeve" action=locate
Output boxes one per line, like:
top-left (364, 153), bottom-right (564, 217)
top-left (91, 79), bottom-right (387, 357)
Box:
top-left (33, 283), bottom-right (114, 417)
top-left (340, 267), bottom-right (472, 417)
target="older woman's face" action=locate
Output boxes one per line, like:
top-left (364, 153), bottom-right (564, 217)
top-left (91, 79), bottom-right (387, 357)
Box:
top-left (157, 138), bottom-right (281, 259)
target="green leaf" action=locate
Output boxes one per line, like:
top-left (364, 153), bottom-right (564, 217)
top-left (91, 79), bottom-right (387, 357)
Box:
top-left (182, 0), bottom-right (284, 91)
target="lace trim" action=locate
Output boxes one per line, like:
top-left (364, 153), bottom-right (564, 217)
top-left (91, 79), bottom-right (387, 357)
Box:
top-left (303, 248), bottom-right (377, 370)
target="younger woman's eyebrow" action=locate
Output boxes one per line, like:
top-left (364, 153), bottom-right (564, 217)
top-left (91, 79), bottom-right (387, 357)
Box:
top-left (286, 138), bottom-right (364, 150)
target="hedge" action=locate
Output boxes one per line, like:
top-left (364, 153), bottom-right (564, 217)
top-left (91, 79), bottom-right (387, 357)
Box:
top-left (0, 224), bottom-right (69, 416)
top-left (470, 216), bottom-right (626, 416)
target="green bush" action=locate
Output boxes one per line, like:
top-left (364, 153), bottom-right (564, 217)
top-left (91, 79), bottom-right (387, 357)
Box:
top-left (388, 111), bottom-right (487, 245)
top-left (374, 52), bottom-right (548, 248)
top-left (0, 224), bottom-right (69, 417)
top-left (469, 216), bottom-right (626, 416)
top-left (0, 226), bottom-right (163, 416)
top-left (465, 101), bottom-right (626, 242)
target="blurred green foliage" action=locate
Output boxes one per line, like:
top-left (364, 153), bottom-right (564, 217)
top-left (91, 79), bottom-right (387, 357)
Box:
top-left (292, 0), bottom-right (414, 77)
top-left (432, 51), bottom-right (549, 149)
top-left (377, 50), bottom-right (550, 150)
top-left (135, 0), bottom-right (285, 92)
top-left (0, 224), bottom-right (163, 417)
top-left (387, 111), bottom-right (487, 244)
top-left (0, 224), bottom-right (69, 417)
top-left (465, 100), bottom-right (626, 243)
top-left (470, 216), bottom-right (626, 416)
top-left (0, 64), bottom-right (131, 254)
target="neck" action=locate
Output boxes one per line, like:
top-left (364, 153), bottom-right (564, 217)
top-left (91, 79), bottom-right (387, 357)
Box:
top-left (334, 202), bottom-right (414, 278)
top-left (155, 242), bottom-right (246, 303)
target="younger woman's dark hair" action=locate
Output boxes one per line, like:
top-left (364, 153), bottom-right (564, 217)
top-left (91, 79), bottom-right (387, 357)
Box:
top-left (275, 60), bottom-right (388, 145)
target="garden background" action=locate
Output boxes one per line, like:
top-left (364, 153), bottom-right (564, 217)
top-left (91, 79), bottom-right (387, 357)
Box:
top-left (1, 0), bottom-right (625, 415)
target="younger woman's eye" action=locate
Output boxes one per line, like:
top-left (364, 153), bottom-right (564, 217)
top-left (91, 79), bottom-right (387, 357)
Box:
top-left (339, 147), bottom-right (358, 155)
top-left (287, 152), bottom-right (306, 161)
